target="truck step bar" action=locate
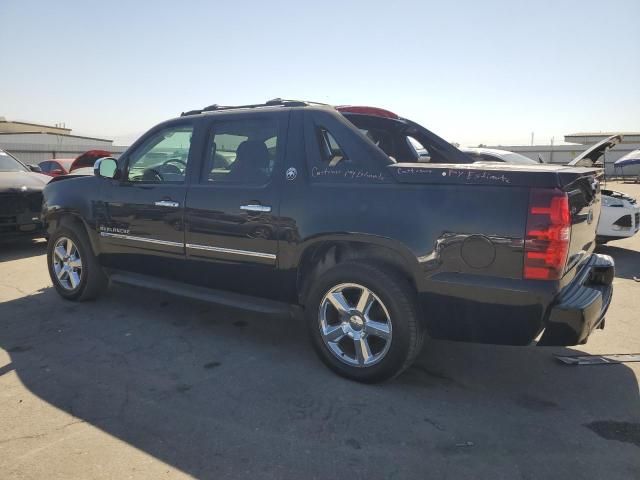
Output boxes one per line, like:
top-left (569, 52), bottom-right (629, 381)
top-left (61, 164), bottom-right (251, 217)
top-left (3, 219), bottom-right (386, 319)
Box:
top-left (108, 271), bottom-right (296, 317)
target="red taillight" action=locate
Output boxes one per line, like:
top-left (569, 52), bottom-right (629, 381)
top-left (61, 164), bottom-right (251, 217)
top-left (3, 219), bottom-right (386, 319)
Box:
top-left (335, 105), bottom-right (399, 119)
top-left (524, 188), bottom-right (571, 280)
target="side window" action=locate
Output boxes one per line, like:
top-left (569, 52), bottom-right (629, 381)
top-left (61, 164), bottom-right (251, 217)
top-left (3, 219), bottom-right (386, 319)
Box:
top-left (39, 161), bottom-right (52, 173)
top-left (127, 125), bottom-right (193, 183)
top-left (304, 110), bottom-right (392, 183)
top-left (317, 128), bottom-right (348, 166)
top-left (203, 117), bottom-right (279, 184)
top-left (406, 136), bottom-right (431, 162)
top-left (50, 162), bottom-right (65, 173)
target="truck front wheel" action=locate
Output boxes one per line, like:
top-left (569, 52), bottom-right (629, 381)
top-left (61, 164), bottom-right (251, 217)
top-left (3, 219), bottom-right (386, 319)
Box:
top-left (47, 224), bottom-right (107, 301)
top-left (305, 262), bottom-right (424, 383)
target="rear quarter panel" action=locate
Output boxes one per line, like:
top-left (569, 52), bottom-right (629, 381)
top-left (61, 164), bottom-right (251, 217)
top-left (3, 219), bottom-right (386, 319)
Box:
top-left (280, 179), bottom-right (530, 286)
top-left (279, 175), bottom-right (549, 344)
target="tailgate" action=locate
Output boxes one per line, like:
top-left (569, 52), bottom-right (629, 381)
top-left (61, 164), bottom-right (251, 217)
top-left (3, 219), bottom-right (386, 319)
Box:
top-left (558, 168), bottom-right (602, 273)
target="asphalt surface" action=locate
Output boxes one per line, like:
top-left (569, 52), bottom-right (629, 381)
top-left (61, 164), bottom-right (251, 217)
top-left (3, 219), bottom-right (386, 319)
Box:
top-left (1, 181), bottom-right (639, 480)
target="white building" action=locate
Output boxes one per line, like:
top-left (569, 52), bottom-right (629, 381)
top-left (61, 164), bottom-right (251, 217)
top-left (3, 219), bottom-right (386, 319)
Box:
top-left (0, 117), bottom-right (126, 164)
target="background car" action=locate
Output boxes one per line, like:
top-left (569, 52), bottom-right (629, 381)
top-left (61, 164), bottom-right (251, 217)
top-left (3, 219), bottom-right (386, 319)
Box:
top-left (38, 158), bottom-right (74, 177)
top-left (463, 137), bottom-right (638, 244)
top-left (0, 148), bottom-right (49, 239)
top-left (459, 147), bottom-right (542, 164)
top-left (598, 189), bottom-right (640, 243)
top-left (69, 149), bottom-right (112, 172)
top-left (38, 150), bottom-right (113, 179)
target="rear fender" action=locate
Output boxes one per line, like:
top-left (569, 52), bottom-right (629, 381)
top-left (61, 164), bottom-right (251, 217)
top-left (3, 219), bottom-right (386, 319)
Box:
top-left (293, 233), bottom-right (424, 301)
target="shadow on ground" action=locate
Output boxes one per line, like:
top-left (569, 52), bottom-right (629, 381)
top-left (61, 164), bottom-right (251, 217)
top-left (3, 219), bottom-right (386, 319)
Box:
top-left (596, 244), bottom-right (640, 280)
top-left (0, 238), bottom-right (47, 262)
top-left (1, 282), bottom-right (639, 479)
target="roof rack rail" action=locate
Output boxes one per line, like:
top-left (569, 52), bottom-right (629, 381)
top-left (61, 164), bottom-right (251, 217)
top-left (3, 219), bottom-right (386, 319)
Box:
top-left (180, 98), bottom-right (315, 117)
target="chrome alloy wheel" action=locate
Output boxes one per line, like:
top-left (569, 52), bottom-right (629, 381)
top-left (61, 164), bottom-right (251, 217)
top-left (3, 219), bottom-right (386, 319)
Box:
top-left (318, 283), bottom-right (392, 367)
top-left (52, 236), bottom-right (83, 291)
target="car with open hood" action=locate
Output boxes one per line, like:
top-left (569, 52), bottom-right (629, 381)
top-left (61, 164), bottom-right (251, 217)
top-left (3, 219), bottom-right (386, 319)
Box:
top-left (563, 135), bottom-right (640, 241)
top-left (0, 148), bottom-right (50, 239)
top-left (426, 135), bottom-right (637, 245)
top-left (69, 149), bottom-right (112, 172)
top-left (38, 158), bottom-right (75, 177)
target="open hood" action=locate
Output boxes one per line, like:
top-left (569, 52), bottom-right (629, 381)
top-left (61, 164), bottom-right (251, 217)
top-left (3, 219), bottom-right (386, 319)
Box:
top-left (567, 134), bottom-right (622, 167)
top-left (70, 149), bottom-right (112, 171)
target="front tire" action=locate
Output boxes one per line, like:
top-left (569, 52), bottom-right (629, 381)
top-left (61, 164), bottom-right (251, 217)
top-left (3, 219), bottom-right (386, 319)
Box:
top-left (305, 262), bottom-right (424, 383)
top-left (47, 224), bottom-right (107, 301)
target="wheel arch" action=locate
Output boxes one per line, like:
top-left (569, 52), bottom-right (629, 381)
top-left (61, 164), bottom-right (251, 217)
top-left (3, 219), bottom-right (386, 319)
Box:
top-left (295, 234), bottom-right (422, 304)
top-left (47, 211), bottom-right (100, 256)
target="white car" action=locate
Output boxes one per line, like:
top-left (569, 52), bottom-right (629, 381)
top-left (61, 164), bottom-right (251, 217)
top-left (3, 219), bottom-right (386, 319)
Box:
top-left (460, 147), bottom-right (541, 165)
top-left (597, 189), bottom-right (640, 243)
top-left (462, 136), bottom-right (639, 244)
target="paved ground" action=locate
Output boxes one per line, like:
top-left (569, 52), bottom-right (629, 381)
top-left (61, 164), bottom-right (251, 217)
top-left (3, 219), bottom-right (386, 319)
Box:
top-left (1, 181), bottom-right (639, 480)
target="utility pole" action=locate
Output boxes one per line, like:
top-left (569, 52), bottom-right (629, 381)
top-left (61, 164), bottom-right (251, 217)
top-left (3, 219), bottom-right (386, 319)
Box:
top-left (530, 132), bottom-right (534, 146)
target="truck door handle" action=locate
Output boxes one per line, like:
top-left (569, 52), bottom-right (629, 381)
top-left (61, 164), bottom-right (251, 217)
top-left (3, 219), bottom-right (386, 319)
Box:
top-left (154, 200), bottom-right (180, 208)
top-left (240, 204), bottom-right (271, 213)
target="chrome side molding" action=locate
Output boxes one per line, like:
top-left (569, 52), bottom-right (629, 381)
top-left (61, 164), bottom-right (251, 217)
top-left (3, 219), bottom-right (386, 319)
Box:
top-left (240, 204), bottom-right (271, 213)
top-left (186, 243), bottom-right (276, 260)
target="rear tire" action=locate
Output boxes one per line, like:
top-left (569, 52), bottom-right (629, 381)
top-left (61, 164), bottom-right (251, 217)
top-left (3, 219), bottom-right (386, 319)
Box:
top-left (47, 223), bottom-right (107, 301)
top-left (305, 262), bottom-right (424, 383)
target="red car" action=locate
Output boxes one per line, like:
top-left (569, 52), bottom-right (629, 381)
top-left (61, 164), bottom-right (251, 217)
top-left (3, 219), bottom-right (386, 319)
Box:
top-left (69, 149), bottom-right (112, 172)
top-left (38, 150), bottom-right (112, 177)
top-left (38, 158), bottom-right (74, 177)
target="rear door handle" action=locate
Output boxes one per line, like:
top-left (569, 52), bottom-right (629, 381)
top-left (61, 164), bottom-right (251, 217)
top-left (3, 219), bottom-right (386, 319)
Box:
top-left (240, 204), bottom-right (271, 213)
top-left (154, 200), bottom-right (180, 208)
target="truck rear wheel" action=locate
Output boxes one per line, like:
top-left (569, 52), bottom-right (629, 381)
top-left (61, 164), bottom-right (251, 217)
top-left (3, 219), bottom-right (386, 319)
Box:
top-left (47, 224), bottom-right (107, 301)
top-left (305, 262), bottom-right (424, 383)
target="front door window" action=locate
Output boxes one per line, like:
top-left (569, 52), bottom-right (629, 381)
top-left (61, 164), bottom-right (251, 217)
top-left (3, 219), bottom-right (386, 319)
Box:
top-left (127, 126), bottom-right (193, 183)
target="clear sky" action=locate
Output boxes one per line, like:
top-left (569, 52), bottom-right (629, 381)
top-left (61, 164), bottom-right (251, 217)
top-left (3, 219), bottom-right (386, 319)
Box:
top-left (1, 0), bottom-right (638, 147)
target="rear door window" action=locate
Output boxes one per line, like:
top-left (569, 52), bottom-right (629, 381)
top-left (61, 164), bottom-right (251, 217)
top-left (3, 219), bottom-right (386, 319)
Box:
top-left (201, 116), bottom-right (281, 185)
top-left (317, 128), bottom-right (348, 166)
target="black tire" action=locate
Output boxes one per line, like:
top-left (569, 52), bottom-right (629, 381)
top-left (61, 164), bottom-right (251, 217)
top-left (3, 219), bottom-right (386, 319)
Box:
top-left (47, 223), bottom-right (107, 301)
top-left (305, 262), bottom-right (424, 383)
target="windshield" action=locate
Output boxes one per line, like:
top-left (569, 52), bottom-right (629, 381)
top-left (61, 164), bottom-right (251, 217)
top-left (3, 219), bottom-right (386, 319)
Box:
top-left (0, 150), bottom-right (28, 172)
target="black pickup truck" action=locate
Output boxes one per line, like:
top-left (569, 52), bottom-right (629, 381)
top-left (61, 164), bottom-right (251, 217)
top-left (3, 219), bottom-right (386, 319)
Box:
top-left (42, 99), bottom-right (614, 382)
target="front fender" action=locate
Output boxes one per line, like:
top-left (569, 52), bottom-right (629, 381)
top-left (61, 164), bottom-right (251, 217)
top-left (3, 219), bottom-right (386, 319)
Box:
top-left (42, 176), bottom-right (103, 255)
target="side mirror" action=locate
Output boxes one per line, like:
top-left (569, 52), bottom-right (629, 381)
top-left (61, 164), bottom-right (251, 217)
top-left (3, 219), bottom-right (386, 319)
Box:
top-left (51, 168), bottom-right (64, 176)
top-left (28, 164), bottom-right (42, 173)
top-left (94, 157), bottom-right (119, 179)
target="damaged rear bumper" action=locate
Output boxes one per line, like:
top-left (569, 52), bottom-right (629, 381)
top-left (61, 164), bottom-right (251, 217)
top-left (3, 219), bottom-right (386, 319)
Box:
top-left (538, 253), bottom-right (614, 346)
